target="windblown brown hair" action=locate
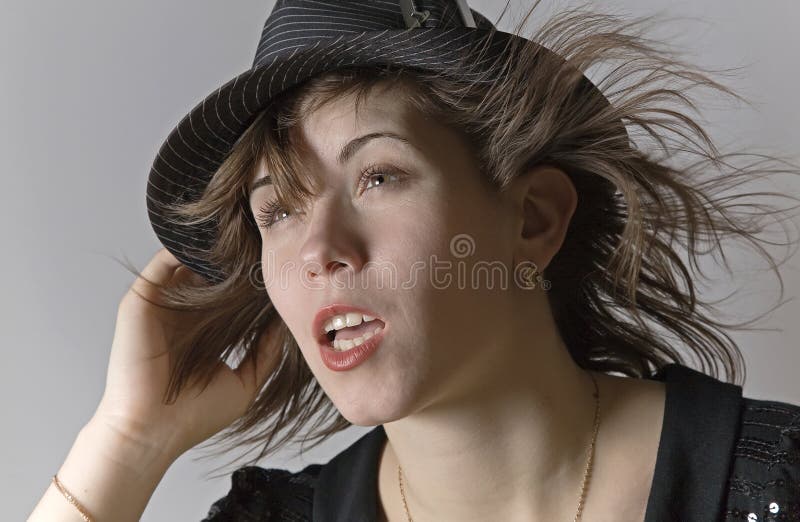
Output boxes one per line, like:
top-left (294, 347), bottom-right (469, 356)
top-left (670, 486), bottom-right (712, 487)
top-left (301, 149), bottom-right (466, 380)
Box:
top-left (117, 1), bottom-right (800, 477)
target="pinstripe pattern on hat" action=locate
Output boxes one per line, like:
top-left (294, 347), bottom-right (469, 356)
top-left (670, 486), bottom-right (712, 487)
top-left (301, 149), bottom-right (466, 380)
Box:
top-left (146, 0), bottom-right (611, 283)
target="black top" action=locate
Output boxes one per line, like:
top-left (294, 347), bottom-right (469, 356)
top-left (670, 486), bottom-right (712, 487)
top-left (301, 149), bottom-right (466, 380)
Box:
top-left (201, 363), bottom-right (800, 521)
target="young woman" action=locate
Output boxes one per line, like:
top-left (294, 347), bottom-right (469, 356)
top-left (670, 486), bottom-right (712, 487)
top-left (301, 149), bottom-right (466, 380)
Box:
top-left (29, 1), bottom-right (800, 521)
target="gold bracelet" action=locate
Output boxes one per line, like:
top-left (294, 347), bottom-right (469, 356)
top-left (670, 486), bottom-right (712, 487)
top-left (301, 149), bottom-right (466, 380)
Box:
top-left (52, 474), bottom-right (94, 522)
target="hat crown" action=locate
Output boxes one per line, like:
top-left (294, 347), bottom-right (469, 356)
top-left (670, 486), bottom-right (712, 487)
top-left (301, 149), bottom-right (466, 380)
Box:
top-left (253, 0), bottom-right (494, 69)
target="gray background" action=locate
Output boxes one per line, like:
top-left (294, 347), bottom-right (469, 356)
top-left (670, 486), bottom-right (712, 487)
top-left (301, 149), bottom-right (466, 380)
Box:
top-left (4, 0), bottom-right (799, 520)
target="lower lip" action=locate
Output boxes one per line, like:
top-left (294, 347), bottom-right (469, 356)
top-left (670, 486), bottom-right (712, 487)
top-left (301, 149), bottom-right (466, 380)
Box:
top-left (318, 323), bottom-right (387, 372)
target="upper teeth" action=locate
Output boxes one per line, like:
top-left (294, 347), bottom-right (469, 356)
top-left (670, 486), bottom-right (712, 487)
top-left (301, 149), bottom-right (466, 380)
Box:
top-left (323, 312), bottom-right (377, 335)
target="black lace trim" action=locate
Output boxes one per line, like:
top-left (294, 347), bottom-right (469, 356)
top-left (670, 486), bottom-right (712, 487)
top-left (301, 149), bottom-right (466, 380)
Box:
top-left (201, 463), bottom-right (321, 521)
top-left (722, 399), bottom-right (800, 521)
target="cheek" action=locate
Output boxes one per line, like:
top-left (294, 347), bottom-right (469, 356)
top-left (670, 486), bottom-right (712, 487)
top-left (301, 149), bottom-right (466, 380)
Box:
top-left (373, 187), bottom-right (455, 247)
top-left (395, 194), bottom-right (507, 343)
top-left (260, 250), bottom-right (304, 333)
top-left (259, 245), bottom-right (299, 290)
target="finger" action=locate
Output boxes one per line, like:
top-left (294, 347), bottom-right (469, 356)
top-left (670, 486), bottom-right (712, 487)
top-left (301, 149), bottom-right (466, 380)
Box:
top-left (130, 248), bottom-right (184, 300)
top-left (168, 264), bottom-right (194, 286)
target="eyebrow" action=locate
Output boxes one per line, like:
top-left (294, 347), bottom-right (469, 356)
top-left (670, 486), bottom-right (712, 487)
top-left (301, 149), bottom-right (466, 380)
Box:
top-left (248, 131), bottom-right (412, 194)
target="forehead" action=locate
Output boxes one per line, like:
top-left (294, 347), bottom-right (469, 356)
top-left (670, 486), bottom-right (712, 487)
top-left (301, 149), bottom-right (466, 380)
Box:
top-left (298, 86), bottom-right (421, 165)
top-left (250, 84), bottom-right (423, 185)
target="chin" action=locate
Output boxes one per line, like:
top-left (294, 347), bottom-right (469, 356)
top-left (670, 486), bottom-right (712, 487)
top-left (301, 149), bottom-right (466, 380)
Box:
top-left (331, 389), bottom-right (417, 427)
top-left (333, 404), bottom-right (391, 427)
top-left (340, 411), bottom-right (406, 428)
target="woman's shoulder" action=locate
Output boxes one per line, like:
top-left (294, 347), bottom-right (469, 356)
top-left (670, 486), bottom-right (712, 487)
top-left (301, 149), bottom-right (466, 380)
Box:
top-left (724, 395), bottom-right (800, 519)
top-left (201, 462), bottom-right (323, 521)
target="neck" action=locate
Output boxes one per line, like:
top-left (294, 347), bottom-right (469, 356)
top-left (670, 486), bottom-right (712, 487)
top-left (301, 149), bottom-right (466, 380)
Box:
top-left (378, 311), bottom-right (604, 522)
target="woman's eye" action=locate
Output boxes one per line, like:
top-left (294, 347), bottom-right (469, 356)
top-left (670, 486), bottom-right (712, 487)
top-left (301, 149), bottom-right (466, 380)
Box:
top-left (255, 164), bottom-right (404, 230)
top-left (256, 199), bottom-right (297, 229)
top-left (361, 165), bottom-right (402, 191)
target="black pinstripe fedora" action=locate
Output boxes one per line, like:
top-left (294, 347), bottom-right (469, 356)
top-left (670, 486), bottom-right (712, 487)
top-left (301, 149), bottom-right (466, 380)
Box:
top-left (146, 0), bottom-right (614, 284)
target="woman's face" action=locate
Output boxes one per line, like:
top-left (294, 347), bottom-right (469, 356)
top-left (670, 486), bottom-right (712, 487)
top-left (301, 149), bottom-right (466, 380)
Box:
top-left (249, 84), bottom-right (519, 426)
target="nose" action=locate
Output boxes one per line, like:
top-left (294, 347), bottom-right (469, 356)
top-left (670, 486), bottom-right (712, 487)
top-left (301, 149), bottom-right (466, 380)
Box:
top-left (298, 195), bottom-right (366, 282)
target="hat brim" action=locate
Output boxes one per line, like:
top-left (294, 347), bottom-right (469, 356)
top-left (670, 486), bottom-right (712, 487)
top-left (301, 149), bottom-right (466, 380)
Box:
top-left (146, 26), bottom-right (593, 283)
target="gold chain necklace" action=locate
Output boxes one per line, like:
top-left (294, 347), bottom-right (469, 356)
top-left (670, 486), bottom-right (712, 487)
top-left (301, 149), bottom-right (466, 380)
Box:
top-left (397, 371), bottom-right (600, 522)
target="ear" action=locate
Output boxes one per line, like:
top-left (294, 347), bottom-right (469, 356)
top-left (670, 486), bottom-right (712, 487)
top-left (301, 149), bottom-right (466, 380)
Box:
top-left (506, 164), bottom-right (577, 273)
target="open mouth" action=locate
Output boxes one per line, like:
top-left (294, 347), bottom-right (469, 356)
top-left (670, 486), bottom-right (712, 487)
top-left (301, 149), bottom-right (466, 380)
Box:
top-left (322, 318), bottom-right (386, 352)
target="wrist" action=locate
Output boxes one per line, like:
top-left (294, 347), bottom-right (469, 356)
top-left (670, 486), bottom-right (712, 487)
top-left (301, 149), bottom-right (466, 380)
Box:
top-left (82, 407), bottom-right (186, 461)
top-left (80, 416), bottom-right (180, 476)
top-left (39, 419), bottom-right (179, 522)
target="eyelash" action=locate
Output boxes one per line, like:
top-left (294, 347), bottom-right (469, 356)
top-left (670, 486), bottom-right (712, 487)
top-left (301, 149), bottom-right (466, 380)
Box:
top-left (255, 163), bottom-right (404, 229)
